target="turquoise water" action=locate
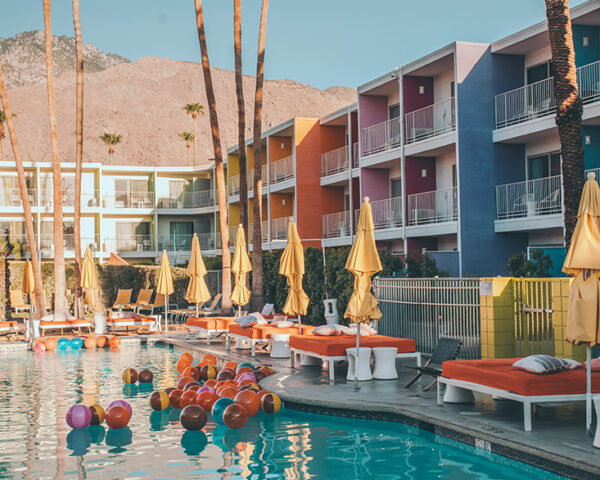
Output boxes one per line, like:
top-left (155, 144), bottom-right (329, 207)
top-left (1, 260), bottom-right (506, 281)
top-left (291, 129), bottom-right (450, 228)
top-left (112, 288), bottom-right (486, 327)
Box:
top-left (0, 344), bottom-right (564, 479)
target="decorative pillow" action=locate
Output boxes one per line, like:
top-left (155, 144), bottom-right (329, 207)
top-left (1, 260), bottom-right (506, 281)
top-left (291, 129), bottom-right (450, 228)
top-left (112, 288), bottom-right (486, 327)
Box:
top-left (261, 304), bottom-right (275, 316)
top-left (276, 320), bottom-right (295, 328)
top-left (512, 355), bottom-right (578, 374)
top-left (235, 315), bottom-right (257, 328)
top-left (313, 325), bottom-right (337, 336)
top-left (250, 312), bottom-right (267, 325)
top-left (272, 315), bottom-right (288, 324)
top-left (341, 325), bottom-right (374, 336)
top-left (584, 358), bottom-right (600, 372)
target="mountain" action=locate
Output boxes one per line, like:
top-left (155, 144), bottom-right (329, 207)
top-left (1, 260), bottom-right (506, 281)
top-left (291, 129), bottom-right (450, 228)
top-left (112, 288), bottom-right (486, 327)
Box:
top-left (0, 33), bottom-right (356, 167)
top-left (0, 30), bottom-right (129, 89)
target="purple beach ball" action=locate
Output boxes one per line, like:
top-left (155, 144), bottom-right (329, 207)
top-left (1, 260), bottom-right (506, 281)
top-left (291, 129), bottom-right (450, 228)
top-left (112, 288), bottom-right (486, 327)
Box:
top-left (197, 385), bottom-right (216, 396)
top-left (237, 372), bottom-right (256, 384)
top-left (66, 404), bottom-right (92, 430)
top-left (108, 400), bottom-right (133, 418)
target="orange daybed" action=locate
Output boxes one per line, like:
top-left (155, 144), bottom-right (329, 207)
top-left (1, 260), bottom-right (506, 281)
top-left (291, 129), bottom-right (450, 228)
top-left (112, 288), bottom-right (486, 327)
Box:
top-left (226, 324), bottom-right (316, 356)
top-left (0, 320), bottom-right (19, 337)
top-left (40, 318), bottom-right (92, 337)
top-left (186, 317), bottom-right (236, 344)
top-left (106, 315), bottom-right (157, 332)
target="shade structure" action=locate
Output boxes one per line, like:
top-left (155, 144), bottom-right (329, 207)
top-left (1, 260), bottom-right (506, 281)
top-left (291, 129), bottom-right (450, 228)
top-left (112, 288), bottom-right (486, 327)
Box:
top-left (563, 171), bottom-right (600, 434)
top-left (231, 225), bottom-right (252, 310)
top-left (108, 252), bottom-right (129, 266)
top-left (81, 247), bottom-right (99, 311)
top-left (186, 233), bottom-right (211, 316)
top-left (345, 198), bottom-right (382, 389)
top-left (22, 259), bottom-right (35, 347)
top-left (157, 251), bottom-right (174, 331)
top-left (279, 218), bottom-right (309, 333)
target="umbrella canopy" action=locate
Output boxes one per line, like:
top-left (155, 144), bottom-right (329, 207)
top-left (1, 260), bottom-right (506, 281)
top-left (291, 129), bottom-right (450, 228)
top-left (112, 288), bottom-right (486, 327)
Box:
top-left (157, 251), bottom-right (174, 297)
top-left (81, 247), bottom-right (98, 290)
top-left (231, 225), bottom-right (252, 308)
top-left (279, 218), bottom-right (309, 318)
top-left (108, 252), bottom-right (129, 266)
top-left (186, 233), bottom-right (211, 307)
top-left (22, 259), bottom-right (35, 295)
top-left (345, 197), bottom-right (382, 324)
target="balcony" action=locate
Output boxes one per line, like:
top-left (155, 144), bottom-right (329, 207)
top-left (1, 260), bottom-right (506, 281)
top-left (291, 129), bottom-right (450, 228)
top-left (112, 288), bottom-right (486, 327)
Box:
top-left (40, 189), bottom-right (100, 209)
top-left (230, 221), bottom-right (268, 244)
top-left (0, 188), bottom-right (36, 207)
top-left (248, 165), bottom-right (269, 191)
top-left (322, 211), bottom-right (351, 238)
top-left (360, 117), bottom-right (402, 157)
top-left (496, 175), bottom-right (562, 221)
top-left (355, 196), bottom-right (403, 231)
top-left (407, 187), bottom-right (458, 225)
top-left (405, 97), bottom-right (455, 144)
top-left (40, 233), bottom-right (100, 257)
top-left (270, 156), bottom-right (293, 184)
top-left (321, 146), bottom-right (350, 177)
top-left (495, 59), bottom-right (600, 129)
top-left (197, 232), bottom-right (219, 251)
top-left (352, 142), bottom-right (359, 168)
top-left (104, 191), bottom-right (154, 209)
top-left (157, 234), bottom-right (195, 252)
top-left (157, 189), bottom-right (214, 209)
top-left (271, 217), bottom-right (289, 241)
top-left (229, 175), bottom-right (240, 196)
top-left (107, 235), bottom-right (154, 252)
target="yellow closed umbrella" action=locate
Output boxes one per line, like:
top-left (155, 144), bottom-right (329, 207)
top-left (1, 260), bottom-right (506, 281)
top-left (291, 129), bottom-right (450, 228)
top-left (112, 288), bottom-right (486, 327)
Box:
top-left (345, 197), bottom-right (382, 389)
top-left (231, 225), bottom-right (252, 313)
top-left (22, 259), bottom-right (35, 347)
top-left (157, 250), bottom-right (174, 331)
top-left (279, 218), bottom-right (309, 334)
top-left (81, 247), bottom-right (98, 310)
top-left (563, 171), bottom-right (600, 433)
top-left (186, 233), bottom-right (211, 316)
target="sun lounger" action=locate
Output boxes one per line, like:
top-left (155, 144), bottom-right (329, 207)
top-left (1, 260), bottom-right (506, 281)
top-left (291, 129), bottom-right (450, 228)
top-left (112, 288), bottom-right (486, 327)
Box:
top-left (193, 293), bottom-right (222, 317)
top-left (404, 337), bottom-right (462, 390)
top-left (110, 289), bottom-right (132, 312)
top-left (39, 318), bottom-right (92, 337)
top-left (10, 290), bottom-right (31, 314)
top-left (122, 289), bottom-right (153, 311)
top-left (289, 334), bottom-right (420, 381)
top-left (106, 314), bottom-right (158, 332)
top-left (438, 358), bottom-right (600, 431)
top-left (0, 320), bottom-right (20, 337)
top-left (137, 293), bottom-right (175, 315)
top-left (186, 316), bottom-right (237, 344)
top-left (227, 324), bottom-right (316, 356)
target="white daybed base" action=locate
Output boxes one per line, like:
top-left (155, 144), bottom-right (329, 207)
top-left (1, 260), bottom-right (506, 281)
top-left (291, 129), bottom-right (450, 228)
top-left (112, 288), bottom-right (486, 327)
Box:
top-left (186, 326), bottom-right (228, 345)
top-left (106, 319), bottom-right (157, 332)
top-left (437, 376), bottom-right (590, 431)
top-left (226, 333), bottom-right (269, 356)
top-left (40, 322), bottom-right (92, 337)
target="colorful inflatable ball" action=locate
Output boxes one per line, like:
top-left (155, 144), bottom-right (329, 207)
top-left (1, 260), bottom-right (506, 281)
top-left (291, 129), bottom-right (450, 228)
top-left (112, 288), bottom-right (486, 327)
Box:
top-left (84, 336), bottom-right (97, 349)
top-left (35, 342), bottom-right (46, 354)
top-left (164, 387), bottom-right (176, 396)
top-left (236, 366), bottom-right (253, 376)
top-left (138, 369), bottom-right (154, 383)
top-left (204, 379), bottom-right (218, 388)
top-left (197, 385), bottom-right (215, 396)
top-left (106, 405), bottom-right (131, 429)
top-left (179, 352), bottom-right (194, 366)
top-left (239, 383), bottom-right (260, 393)
top-left (257, 390), bottom-right (270, 400)
top-left (236, 362), bottom-right (255, 372)
top-left (70, 337), bottom-right (83, 350)
top-left (223, 361), bottom-right (238, 371)
top-left (44, 337), bottom-right (58, 351)
top-left (180, 405), bottom-right (207, 431)
top-left (57, 337), bottom-right (70, 351)
top-left (260, 393), bottom-right (282, 414)
top-left (218, 387), bottom-right (238, 400)
top-left (66, 404), bottom-right (92, 429)
top-left (180, 390), bottom-right (198, 408)
top-left (108, 400), bottom-right (132, 418)
top-left (168, 389), bottom-right (185, 409)
top-left (108, 336), bottom-right (121, 348)
top-left (199, 365), bottom-right (219, 382)
top-left (223, 403), bottom-right (248, 429)
top-left (96, 336), bottom-right (108, 348)
top-left (201, 354), bottom-right (217, 366)
top-left (149, 391), bottom-right (170, 411)
top-left (237, 372), bottom-right (256, 383)
top-left (177, 376), bottom-right (195, 390)
top-left (216, 368), bottom-right (235, 382)
top-left (122, 368), bottom-right (138, 384)
top-left (260, 366), bottom-right (275, 376)
top-left (89, 404), bottom-right (106, 425)
top-left (253, 369), bottom-right (267, 382)
top-left (195, 390), bottom-right (217, 412)
top-left (211, 397), bottom-right (236, 425)
top-left (182, 366), bottom-right (200, 381)
top-left (234, 390), bottom-right (260, 417)
top-left (183, 381), bottom-right (201, 391)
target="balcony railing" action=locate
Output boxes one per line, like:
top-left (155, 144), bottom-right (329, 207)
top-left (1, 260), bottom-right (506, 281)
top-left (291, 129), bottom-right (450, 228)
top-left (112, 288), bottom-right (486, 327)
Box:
top-left (360, 117), bottom-right (402, 157)
top-left (105, 235), bottom-right (154, 252)
top-left (495, 60), bottom-right (600, 129)
top-left (321, 146), bottom-right (350, 177)
top-left (157, 189), bottom-right (214, 209)
top-left (40, 234), bottom-right (99, 255)
top-left (248, 165), bottom-right (269, 191)
top-left (407, 187), bottom-right (458, 225)
top-left (355, 196), bottom-right (403, 230)
top-left (104, 191), bottom-right (153, 209)
top-left (229, 175), bottom-right (240, 196)
top-left (40, 189), bottom-right (100, 208)
top-left (271, 217), bottom-right (289, 240)
top-left (197, 232), bottom-right (219, 251)
top-left (157, 234), bottom-right (197, 252)
top-left (270, 156), bottom-right (293, 184)
top-left (496, 175), bottom-right (562, 220)
top-left (352, 142), bottom-right (359, 168)
top-left (405, 97), bottom-right (455, 144)
top-left (322, 211), bottom-right (351, 238)
top-left (0, 188), bottom-right (36, 207)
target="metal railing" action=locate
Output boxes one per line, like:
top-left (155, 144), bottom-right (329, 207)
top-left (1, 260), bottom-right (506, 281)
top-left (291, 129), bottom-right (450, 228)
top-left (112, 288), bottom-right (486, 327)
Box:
top-left (157, 234), bottom-right (196, 252)
top-left (496, 175), bottom-right (562, 220)
top-left (229, 174), bottom-right (240, 196)
top-left (374, 277), bottom-right (481, 359)
top-left (405, 97), bottom-right (455, 144)
top-left (230, 224), bottom-right (252, 245)
top-left (105, 235), bottom-right (154, 252)
top-left (104, 191), bottom-right (154, 209)
top-left (270, 155), bottom-right (294, 184)
top-left (271, 217), bottom-right (289, 241)
top-left (355, 196), bottom-right (403, 230)
top-left (322, 211), bottom-right (351, 238)
top-left (407, 186), bottom-right (458, 225)
top-left (352, 142), bottom-right (359, 168)
top-left (197, 232), bottom-right (219, 251)
top-left (0, 188), bottom-right (36, 207)
top-left (40, 234), bottom-right (99, 255)
top-left (513, 278), bottom-right (555, 356)
top-left (578, 59), bottom-right (600, 105)
top-left (157, 189), bottom-right (214, 209)
top-left (321, 146), bottom-right (349, 177)
top-left (248, 165), bottom-right (269, 191)
top-left (40, 189), bottom-right (100, 208)
top-left (360, 117), bottom-right (402, 157)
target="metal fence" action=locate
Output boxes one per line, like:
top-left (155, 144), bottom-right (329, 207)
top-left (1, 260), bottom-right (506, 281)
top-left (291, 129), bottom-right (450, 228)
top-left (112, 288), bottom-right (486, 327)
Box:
top-left (373, 277), bottom-right (481, 359)
top-left (513, 278), bottom-right (555, 356)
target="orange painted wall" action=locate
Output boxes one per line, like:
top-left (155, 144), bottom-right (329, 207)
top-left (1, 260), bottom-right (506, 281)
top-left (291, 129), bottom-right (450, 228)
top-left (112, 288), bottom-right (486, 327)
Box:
top-left (270, 193), bottom-right (293, 219)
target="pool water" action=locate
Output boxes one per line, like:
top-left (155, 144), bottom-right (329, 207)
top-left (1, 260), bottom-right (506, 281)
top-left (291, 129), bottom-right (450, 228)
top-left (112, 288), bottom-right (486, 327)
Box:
top-left (0, 344), bottom-right (564, 479)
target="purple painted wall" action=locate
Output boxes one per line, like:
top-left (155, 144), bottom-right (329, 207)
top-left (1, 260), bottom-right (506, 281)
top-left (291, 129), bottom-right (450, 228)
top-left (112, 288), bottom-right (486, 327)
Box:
top-left (404, 157), bottom-right (436, 196)
top-left (358, 95), bottom-right (388, 130)
top-left (360, 168), bottom-right (389, 202)
top-left (403, 76), bottom-right (434, 114)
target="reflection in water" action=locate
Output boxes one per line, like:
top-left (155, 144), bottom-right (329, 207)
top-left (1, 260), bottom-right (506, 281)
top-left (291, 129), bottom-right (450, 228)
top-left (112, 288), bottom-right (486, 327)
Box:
top-left (66, 429), bottom-right (92, 456)
top-left (106, 427), bottom-right (133, 452)
top-left (181, 431), bottom-right (208, 456)
top-left (150, 410), bottom-right (170, 431)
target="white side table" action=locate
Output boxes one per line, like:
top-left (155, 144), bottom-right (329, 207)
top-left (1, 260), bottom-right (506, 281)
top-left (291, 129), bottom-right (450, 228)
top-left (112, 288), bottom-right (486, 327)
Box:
top-left (270, 333), bottom-right (291, 358)
top-left (372, 347), bottom-right (398, 380)
top-left (346, 347), bottom-right (373, 381)
top-left (594, 395), bottom-right (600, 448)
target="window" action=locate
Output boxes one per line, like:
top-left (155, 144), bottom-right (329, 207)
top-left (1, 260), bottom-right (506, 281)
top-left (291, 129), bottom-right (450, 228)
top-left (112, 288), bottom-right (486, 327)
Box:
top-left (170, 222), bottom-right (194, 250)
top-left (527, 61), bottom-right (553, 84)
top-left (114, 179), bottom-right (150, 207)
top-left (388, 104), bottom-right (400, 119)
top-left (527, 153), bottom-right (561, 180)
top-left (391, 179), bottom-right (402, 198)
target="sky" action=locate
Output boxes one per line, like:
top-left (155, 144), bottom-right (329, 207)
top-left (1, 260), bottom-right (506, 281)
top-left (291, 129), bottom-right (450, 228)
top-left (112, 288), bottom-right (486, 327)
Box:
top-left (0, 0), bottom-right (590, 90)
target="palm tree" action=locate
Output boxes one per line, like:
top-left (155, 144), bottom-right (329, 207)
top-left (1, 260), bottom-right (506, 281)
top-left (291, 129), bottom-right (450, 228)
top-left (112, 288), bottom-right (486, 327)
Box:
top-left (193, 0), bottom-right (232, 315)
top-left (234, 0), bottom-right (249, 235)
top-left (179, 131), bottom-right (195, 164)
top-left (72, 0), bottom-right (84, 317)
top-left (0, 110), bottom-right (7, 162)
top-left (43, 0), bottom-right (67, 314)
top-left (99, 133), bottom-right (122, 163)
top-left (545, 0), bottom-right (585, 250)
top-left (182, 103), bottom-right (204, 166)
top-left (250, 0), bottom-right (269, 311)
top-left (0, 59), bottom-right (46, 315)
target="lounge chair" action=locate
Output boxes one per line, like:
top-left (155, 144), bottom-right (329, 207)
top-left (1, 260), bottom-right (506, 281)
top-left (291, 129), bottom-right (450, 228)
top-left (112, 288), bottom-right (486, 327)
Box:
top-left (110, 289), bottom-right (132, 312)
top-left (10, 290), bottom-right (31, 314)
top-left (107, 312), bottom-right (158, 332)
top-left (39, 318), bottom-right (92, 337)
top-left (437, 358), bottom-right (600, 431)
top-left (193, 293), bottom-right (222, 317)
top-left (137, 293), bottom-right (175, 315)
top-left (404, 337), bottom-right (462, 390)
top-left (227, 323), bottom-right (316, 357)
top-left (289, 334), bottom-right (421, 381)
top-left (186, 316), bottom-right (237, 344)
top-left (122, 289), bottom-right (153, 311)
top-left (0, 320), bottom-right (20, 338)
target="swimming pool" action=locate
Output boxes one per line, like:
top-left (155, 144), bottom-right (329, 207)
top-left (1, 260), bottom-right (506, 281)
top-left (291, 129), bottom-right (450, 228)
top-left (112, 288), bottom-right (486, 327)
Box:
top-left (0, 344), bottom-right (565, 479)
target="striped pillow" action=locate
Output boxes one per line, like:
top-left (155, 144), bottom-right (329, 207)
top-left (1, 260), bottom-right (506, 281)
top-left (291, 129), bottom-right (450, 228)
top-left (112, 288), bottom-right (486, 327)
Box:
top-left (513, 355), bottom-right (581, 374)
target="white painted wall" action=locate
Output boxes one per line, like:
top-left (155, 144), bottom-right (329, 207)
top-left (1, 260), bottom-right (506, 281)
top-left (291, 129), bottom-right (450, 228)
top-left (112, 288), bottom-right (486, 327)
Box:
top-left (529, 228), bottom-right (564, 246)
top-left (387, 91), bottom-right (400, 109)
top-left (434, 69), bottom-right (455, 103)
top-left (436, 152), bottom-right (456, 189)
top-left (437, 234), bottom-right (458, 251)
top-left (524, 46), bottom-right (552, 70)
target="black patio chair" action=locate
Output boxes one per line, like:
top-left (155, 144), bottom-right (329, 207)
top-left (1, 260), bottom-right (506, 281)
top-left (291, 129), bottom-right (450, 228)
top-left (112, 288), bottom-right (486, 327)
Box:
top-left (403, 337), bottom-right (462, 390)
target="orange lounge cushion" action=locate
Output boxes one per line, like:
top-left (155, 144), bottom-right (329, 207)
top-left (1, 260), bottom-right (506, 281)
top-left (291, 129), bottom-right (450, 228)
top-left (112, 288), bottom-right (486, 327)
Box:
top-left (0, 321), bottom-right (18, 329)
top-left (227, 324), bottom-right (315, 340)
top-left (107, 317), bottom-right (154, 324)
top-left (289, 334), bottom-right (416, 357)
top-left (228, 324), bottom-right (263, 339)
top-left (187, 317), bottom-right (236, 330)
top-left (68, 319), bottom-right (92, 326)
top-left (441, 358), bottom-right (600, 396)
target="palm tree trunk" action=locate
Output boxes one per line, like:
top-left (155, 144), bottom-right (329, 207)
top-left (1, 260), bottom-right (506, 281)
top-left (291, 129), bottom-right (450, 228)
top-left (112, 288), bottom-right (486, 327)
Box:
top-left (0, 122), bottom-right (5, 162)
top-left (250, 0), bottom-right (269, 311)
top-left (234, 0), bottom-right (249, 236)
top-left (44, 0), bottom-right (67, 314)
top-left (0, 60), bottom-right (47, 316)
top-left (72, 0), bottom-right (84, 318)
top-left (192, 114), bottom-right (197, 166)
top-left (194, 0), bottom-right (232, 315)
top-left (545, 0), bottom-right (585, 251)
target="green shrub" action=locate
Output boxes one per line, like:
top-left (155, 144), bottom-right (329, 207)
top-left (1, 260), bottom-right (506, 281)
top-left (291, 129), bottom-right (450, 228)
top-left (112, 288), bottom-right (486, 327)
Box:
top-left (506, 249), bottom-right (553, 277)
top-left (404, 252), bottom-right (449, 278)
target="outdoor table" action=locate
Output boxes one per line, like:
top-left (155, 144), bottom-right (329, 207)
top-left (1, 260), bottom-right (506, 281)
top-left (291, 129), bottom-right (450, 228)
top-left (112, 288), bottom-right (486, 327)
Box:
top-left (346, 347), bottom-right (373, 381)
top-left (372, 347), bottom-right (398, 379)
top-left (270, 333), bottom-right (291, 358)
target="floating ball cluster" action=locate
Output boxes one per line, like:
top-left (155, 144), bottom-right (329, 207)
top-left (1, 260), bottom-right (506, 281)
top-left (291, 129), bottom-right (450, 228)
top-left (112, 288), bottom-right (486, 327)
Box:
top-left (43, 335), bottom-right (121, 352)
top-left (66, 400), bottom-right (131, 431)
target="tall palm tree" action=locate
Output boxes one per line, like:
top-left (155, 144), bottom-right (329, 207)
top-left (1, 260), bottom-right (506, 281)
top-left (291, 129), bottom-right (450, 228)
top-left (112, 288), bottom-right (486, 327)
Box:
top-left (545, 0), bottom-right (585, 250)
top-left (99, 133), bottom-right (122, 163)
top-left (194, 0), bottom-right (232, 315)
top-left (43, 0), bottom-right (67, 314)
top-left (0, 110), bottom-right (7, 162)
top-left (72, 0), bottom-right (84, 317)
top-left (0, 59), bottom-right (46, 315)
top-left (234, 0), bottom-right (249, 235)
top-left (179, 131), bottom-right (195, 164)
top-left (250, 0), bottom-right (269, 311)
top-left (182, 103), bottom-right (204, 166)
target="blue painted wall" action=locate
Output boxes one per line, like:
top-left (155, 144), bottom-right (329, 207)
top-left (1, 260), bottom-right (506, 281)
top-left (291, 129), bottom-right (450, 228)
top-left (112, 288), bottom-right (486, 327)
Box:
top-left (429, 251), bottom-right (459, 277)
top-left (456, 47), bottom-right (528, 276)
top-left (573, 25), bottom-right (600, 67)
top-left (583, 126), bottom-right (600, 169)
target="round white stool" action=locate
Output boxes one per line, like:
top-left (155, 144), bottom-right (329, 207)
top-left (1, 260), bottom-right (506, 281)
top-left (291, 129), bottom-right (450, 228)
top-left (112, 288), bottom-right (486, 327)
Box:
top-left (235, 338), bottom-right (253, 350)
top-left (300, 354), bottom-right (322, 366)
top-left (594, 395), bottom-right (600, 448)
top-left (346, 347), bottom-right (373, 381)
top-left (443, 384), bottom-right (475, 404)
top-left (270, 333), bottom-right (291, 358)
top-left (372, 347), bottom-right (398, 380)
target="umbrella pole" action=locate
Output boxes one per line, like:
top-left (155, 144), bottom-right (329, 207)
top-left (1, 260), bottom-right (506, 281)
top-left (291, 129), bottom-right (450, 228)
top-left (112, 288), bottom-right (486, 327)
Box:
top-left (355, 327), bottom-right (360, 391)
top-left (196, 303), bottom-right (199, 317)
top-left (165, 295), bottom-right (169, 332)
top-left (587, 345), bottom-right (592, 436)
top-left (28, 294), bottom-right (35, 349)
top-left (298, 315), bottom-right (302, 335)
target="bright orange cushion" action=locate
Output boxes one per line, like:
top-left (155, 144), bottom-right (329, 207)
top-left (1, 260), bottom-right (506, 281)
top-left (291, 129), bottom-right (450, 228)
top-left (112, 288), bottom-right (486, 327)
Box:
top-left (228, 324), bottom-right (262, 339)
top-left (441, 358), bottom-right (600, 396)
top-left (0, 321), bottom-right (18, 328)
top-left (289, 334), bottom-right (416, 357)
top-left (187, 317), bottom-right (236, 330)
top-left (68, 319), bottom-right (92, 325)
top-left (255, 324), bottom-right (316, 339)
top-left (107, 318), bottom-right (153, 324)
